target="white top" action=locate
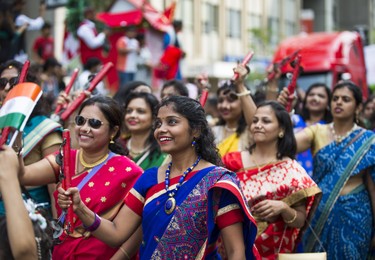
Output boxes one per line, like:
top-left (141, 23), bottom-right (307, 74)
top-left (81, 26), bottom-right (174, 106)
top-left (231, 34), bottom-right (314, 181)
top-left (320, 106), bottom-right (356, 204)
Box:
top-left (15, 14), bottom-right (44, 31)
top-left (77, 19), bottom-right (105, 49)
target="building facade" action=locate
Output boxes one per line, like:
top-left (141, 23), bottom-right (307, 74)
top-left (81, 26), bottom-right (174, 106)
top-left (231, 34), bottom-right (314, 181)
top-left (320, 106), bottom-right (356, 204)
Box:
top-left (151, 0), bottom-right (301, 78)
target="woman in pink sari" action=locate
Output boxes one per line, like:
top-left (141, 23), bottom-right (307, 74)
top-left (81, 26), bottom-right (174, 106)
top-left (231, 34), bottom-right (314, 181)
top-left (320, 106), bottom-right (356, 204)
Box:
top-left (223, 101), bottom-right (321, 259)
top-left (19, 96), bottom-right (143, 259)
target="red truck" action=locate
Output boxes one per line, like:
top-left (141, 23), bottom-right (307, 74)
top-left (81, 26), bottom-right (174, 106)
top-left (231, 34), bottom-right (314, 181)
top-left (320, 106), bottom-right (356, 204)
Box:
top-left (273, 31), bottom-right (369, 99)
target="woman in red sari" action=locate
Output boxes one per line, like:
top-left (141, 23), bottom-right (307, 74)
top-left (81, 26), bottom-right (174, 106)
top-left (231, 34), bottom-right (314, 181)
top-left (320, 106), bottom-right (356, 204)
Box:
top-left (19, 96), bottom-right (143, 259)
top-left (223, 101), bottom-right (321, 260)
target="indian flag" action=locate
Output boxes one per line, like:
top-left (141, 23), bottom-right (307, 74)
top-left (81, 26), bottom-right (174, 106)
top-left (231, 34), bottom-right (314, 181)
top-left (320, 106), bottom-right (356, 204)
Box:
top-left (0, 83), bottom-right (42, 130)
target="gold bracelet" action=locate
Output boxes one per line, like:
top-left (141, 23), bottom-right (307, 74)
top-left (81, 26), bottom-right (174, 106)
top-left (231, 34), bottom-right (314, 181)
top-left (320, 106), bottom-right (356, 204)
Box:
top-left (236, 89), bottom-right (251, 97)
top-left (284, 209), bottom-right (297, 224)
top-left (119, 247), bottom-right (130, 259)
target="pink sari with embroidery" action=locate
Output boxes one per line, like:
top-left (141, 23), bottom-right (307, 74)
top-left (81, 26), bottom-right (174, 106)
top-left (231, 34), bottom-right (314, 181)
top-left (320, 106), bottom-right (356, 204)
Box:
top-left (223, 152), bottom-right (321, 260)
top-left (52, 150), bottom-right (143, 260)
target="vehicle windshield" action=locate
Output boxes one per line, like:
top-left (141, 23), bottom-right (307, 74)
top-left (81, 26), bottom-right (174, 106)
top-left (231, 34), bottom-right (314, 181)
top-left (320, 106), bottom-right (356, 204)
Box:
top-left (278, 72), bottom-right (333, 92)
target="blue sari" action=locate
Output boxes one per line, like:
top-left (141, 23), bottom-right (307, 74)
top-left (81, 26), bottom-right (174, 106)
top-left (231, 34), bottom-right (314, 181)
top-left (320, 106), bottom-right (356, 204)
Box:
top-left (303, 128), bottom-right (375, 259)
top-left (126, 166), bottom-right (259, 259)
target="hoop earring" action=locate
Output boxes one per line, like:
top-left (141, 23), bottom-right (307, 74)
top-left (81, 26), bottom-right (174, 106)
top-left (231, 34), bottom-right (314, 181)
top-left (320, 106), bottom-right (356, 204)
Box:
top-left (278, 132), bottom-right (284, 138)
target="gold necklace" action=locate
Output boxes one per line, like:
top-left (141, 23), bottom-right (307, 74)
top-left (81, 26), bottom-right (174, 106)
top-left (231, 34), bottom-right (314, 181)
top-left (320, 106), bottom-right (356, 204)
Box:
top-left (127, 138), bottom-right (150, 158)
top-left (252, 155), bottom-right (277, 171)
top-left (330, 123), bottom-right (357, 143)
top-left (79, 151), bottom-right (109, 168)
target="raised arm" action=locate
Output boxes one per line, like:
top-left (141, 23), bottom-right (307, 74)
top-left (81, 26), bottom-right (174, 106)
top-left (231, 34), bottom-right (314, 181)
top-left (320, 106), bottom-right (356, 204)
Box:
top-left (58, 186), bottom-right (142, 247)
top-left (232, 64), bottom-right (256, 127)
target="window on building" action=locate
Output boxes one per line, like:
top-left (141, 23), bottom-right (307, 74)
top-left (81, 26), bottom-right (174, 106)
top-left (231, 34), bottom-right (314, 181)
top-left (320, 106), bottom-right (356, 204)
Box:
top-left (226, 9), bottom-right (241, 38)
top-left (203, 3), bottom-right (218, 33)
top-left (177, 0), bottom-right (193, 30)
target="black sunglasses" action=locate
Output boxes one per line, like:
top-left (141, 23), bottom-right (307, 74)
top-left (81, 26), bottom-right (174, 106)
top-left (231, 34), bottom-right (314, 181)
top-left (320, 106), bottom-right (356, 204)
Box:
top-left (75, 115), bottom-right (104, 129)
top-left (0, 77), bottom-right (19, 90)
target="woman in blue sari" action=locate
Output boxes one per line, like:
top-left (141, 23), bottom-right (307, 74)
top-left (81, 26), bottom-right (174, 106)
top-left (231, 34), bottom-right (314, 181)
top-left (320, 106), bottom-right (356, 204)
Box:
top-left (292, 83), bottom-right (332, 176)
top-left (57, 95), bottom-right (259, 259)
top-left (293, 81), bottom-right (375, 259)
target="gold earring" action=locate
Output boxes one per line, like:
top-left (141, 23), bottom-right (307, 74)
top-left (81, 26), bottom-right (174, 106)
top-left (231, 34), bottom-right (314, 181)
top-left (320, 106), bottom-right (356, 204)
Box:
top-left (355, 112), bottom-right (359, 124)
top-left (109, 136), bottom-right (115, 144)
top-left (278, 132), bottom-right (284, 138)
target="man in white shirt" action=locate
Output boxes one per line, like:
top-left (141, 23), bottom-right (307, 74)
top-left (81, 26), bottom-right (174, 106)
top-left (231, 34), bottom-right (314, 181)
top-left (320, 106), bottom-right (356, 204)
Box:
top-left (77, 7), bottom-right (109, 65)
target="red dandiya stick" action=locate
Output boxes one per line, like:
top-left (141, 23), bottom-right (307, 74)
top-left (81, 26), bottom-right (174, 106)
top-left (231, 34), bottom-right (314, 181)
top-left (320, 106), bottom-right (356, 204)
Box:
top-left (0, 127), bottom-right (10, 147)
top-left (198, 74), bottom-right (209, 107)
top-left (232, 51), bottom-right (254, 81)
top-left (285, 55), bottom-right (301, 112)
top-left (0, 60), bottom-right (30, 146)
top-left (62, 130), bottom-right (74, 234)
top-left (54, 68), bottom-right (79, 115)
top-left (267, 49), bottom-right (300, 82)
top-left (19, 60), bottom-right (30, 83)
top-left (60, 62), bottom-right (113, 121)
top-left (199, 90), bottom-right (209, 107)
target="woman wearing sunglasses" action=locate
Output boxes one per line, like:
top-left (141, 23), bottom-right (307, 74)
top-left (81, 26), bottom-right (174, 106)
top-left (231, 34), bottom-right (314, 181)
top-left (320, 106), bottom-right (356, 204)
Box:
top-left (18, 96), bottom-right (143, 259)
top-left (212, 64), bottom-right (256, 157)
top-left (0, 60), bottom-right (63, 220)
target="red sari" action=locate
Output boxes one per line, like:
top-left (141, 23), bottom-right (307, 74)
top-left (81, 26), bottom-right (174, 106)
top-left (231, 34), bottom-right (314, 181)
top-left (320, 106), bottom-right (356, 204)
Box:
top-left (52, 150), bottom-right (143, 260)
top-left (223, 152), bottom-right (321, 260)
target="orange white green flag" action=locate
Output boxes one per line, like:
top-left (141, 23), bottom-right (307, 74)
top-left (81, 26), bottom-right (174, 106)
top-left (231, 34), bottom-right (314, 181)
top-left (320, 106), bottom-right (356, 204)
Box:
top-left (0, 82), bottom-right (42, 130)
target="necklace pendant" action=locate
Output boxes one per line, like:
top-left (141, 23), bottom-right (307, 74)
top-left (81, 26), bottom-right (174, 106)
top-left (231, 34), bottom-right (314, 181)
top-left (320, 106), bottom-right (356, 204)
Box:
top-left (165, 197), bottom-right (176, 214)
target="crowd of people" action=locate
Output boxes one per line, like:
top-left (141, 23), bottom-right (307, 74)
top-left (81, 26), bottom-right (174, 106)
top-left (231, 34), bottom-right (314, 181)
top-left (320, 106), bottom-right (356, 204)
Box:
top-left (0, 1), bottom-right (375, 260)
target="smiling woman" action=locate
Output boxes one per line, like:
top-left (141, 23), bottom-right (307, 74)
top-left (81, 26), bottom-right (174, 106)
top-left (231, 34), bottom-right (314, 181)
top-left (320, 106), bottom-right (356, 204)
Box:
top-left (222, 100), bottom-right (321, 259)
top-left (211, 64), bottom-right (257, 158)
top-left (57, 95), bottom-right (260, 259)
top-left (119, 92), bottom-right (168, 170)
top-left (18, 96), bottom-right (143, 260)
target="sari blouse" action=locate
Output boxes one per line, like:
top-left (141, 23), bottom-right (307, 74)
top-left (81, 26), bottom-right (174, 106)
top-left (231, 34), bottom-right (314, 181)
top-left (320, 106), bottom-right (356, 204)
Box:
top-left (125, 166), bottom-right (259, 259)
top-left (223, 152), bottom-right (321, 259)
top-left (52, 149), bottom-right (143, 260)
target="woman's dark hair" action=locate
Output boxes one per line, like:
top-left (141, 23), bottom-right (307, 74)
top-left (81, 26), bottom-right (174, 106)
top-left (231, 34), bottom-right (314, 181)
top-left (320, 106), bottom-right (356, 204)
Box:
top-left (249, 101), bottom-right (296, 160)
top-left (78, 96), bottom-right (126, 155)
top-left (113, 81), bottom-right (151, 106)
top-left (157, 96), bottom-right (222, 166)
top-left (301, 83), bottom-right (333, 123)
top-left (161, 79), bottom-right (189, 97)
top-left (0, 209), bottom-right (53, 260)
top-left (123, 92), bottom-right (161, 160)
top-left (216, 81), bottom-right (247, 135)
top-left (83, 57), bottom-right (102, 71)
top-left (332, 81), bottom-right (363, 123)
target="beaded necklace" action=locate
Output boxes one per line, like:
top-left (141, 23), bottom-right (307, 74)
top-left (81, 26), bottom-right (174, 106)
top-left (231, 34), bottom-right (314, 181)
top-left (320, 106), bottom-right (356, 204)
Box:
top-left (164, 156), bottom-right (201, 214)
top-left (330, 122), bottom-right (357, 143)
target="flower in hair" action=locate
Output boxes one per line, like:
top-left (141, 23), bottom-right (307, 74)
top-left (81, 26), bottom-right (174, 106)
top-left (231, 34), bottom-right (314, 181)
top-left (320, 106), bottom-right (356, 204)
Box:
top-left (23, 199), bottom-right (47, 230)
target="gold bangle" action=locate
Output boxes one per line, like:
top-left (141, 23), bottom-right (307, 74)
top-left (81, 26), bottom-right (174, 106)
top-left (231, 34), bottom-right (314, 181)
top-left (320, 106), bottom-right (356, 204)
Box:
top-left (119, 247), bottom-right (130, 259)
top-left (284, 209), bottom-right (297, 224)
top-left (236, 90), bottom-right (251, 97)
